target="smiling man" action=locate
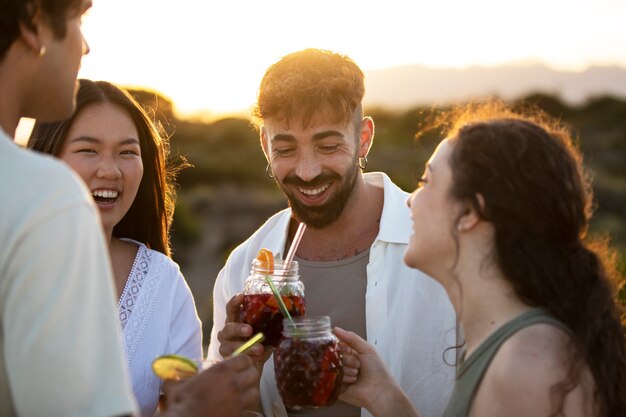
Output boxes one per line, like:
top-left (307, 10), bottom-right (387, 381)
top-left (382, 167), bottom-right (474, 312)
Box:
top-left (208, 48), bottom-right (457, 417)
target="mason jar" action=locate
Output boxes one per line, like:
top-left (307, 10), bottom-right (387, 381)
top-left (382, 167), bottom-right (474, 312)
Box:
top-left (241, 259), bottom-right (305, 347)
top-left (274, 316), bottom-right (343, 409)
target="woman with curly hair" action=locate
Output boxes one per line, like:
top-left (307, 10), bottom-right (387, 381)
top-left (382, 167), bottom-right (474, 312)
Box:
top-left (337, 103), bottom-right (626, 417)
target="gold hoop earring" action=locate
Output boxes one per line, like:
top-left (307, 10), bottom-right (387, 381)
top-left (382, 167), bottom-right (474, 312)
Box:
top-left (358, 156), bottom-right (368, 171)
top-left (38, 46), bottom-right (47, 57)
top-left (266, 163), bottom-right (275, 178)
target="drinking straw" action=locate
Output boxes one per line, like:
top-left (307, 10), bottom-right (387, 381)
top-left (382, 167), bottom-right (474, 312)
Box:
top-left (264, 274), bottom-right (295, 324)
top-left (283, 222), bottom-right (306, 269)
top-left (232, 332), bottom-right (265, 356)
top-left (264, 274), bottom-right (302, 335)
top-left (262, 222), bottom-right (306, 332)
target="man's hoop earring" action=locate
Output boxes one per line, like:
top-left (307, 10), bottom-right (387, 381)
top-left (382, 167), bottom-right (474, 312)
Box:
top-left (358, 156), bottom-right (368, 171)
top-left (266, 163), bottom-right (275, 178)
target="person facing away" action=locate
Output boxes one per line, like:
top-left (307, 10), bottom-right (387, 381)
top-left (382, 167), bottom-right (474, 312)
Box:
top-left (207, 47), bottom-right (457, 417)
top-left (335, 103), bottom-right (626, 417)
top-left (27, 79), bottom-right (203, 416)
top-left (0, 0), bottom-right (258, 416)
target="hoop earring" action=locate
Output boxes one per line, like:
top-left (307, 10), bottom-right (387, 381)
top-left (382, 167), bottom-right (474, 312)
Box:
top-left (38, 46), bottom-right (47, 57)
top-left (358, 156), bottom-right (368, 171)
top-left (266, 163), bottom-right (275, 178)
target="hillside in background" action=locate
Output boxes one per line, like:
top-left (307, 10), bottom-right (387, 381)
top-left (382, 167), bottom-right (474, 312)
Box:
top-left (127, 88), bottom-right (626, 345)
top-left (364, 64), bottom-right (626, 110)
top-left (13, 64), bottom-right (626, 145)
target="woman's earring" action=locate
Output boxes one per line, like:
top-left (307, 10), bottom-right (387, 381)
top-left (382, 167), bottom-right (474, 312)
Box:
top-left (38, 46), bottom-right (47, 57)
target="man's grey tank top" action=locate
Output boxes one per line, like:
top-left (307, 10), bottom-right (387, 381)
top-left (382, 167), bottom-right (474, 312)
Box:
top-left (442, 309), bottom-right (571, 417)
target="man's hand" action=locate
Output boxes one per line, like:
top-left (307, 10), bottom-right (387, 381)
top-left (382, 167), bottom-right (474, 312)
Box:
top-left (218, 293), bottom-right (272, 371)
top-left (161, 355), bottom-right (260, 417)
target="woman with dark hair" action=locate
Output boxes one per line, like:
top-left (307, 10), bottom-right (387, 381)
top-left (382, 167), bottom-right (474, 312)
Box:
top-left (28, 79), bottom-right (202, 416)
top-left (336, 103), bottom-right (626, 417)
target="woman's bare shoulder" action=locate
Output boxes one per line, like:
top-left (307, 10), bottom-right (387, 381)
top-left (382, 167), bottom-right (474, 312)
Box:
top-left (470, 324), bottom-right (596, 417)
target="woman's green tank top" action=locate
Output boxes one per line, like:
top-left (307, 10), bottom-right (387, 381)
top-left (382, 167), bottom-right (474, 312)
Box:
top-left (442, 308), bottom-right (570, 417)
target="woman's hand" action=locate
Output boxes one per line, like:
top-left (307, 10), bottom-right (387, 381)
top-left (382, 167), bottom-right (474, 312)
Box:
top-left (334, 327), bottom-right (421, 417)
top-left (334, 327), bottom-right (390, 408)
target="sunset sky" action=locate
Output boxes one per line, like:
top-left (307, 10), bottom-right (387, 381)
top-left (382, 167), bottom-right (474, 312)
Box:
top-left (21, 0), bottom-right (624, 143)
top-left (75, 0), bottom-right (626, 119)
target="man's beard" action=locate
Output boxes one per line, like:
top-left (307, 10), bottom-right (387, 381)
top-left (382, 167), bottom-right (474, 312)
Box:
top-left (276, 158), bottom-right (360, 229)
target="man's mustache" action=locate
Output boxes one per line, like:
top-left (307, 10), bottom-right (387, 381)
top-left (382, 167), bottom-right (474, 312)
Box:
top-left (282, 173), bottom-right (340, 188)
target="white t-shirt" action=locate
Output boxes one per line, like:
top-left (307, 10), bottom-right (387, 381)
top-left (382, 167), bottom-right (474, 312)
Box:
top-left (0, 131), bottom-right (138, 417)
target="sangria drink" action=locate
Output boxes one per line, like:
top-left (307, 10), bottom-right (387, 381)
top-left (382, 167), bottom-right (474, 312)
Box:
top-left (274, 316), bottom-right (343, 409)
top-left (241, 258), bottom-right (305, 347)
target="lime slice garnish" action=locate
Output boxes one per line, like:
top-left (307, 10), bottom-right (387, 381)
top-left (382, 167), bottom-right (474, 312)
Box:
top-left (152, 354), bottom-right (198, 380)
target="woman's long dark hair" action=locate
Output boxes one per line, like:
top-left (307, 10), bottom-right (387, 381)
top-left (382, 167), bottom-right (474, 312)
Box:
top-left (441, 102), bottom-right (626, 416)
top-left (28, 79), bottom-right (182, 257)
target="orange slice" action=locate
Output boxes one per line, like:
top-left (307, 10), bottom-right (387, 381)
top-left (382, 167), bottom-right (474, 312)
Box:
top-left (256, 248), bottom-right (274, 273)
top-left (281, 295), bottom-right (293, 310)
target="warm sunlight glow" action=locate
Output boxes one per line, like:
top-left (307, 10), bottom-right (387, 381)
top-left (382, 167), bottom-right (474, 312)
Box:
top-left (75, 0), bottom-right (626, 118)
